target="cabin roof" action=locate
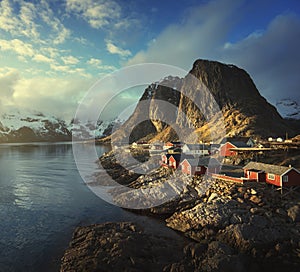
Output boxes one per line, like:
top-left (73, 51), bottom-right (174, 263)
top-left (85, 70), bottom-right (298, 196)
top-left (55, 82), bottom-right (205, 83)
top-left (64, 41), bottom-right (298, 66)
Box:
top-left (183, 157), bottom-right (221, 167)
top-left (169, 154), bottom-right (181, 161)
top-left (183, 144), bottom-right (210, 150)
top-left (222, 137), bottom-right (252, 147)
top-left (167, 146), bottom-right (182, 151)
top-left (243, 161), bottom-right (299, 176)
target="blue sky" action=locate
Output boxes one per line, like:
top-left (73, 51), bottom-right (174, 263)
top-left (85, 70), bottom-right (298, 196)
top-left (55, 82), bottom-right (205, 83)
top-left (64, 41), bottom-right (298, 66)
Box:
top-left (0, 0), bottom-right (299, 120)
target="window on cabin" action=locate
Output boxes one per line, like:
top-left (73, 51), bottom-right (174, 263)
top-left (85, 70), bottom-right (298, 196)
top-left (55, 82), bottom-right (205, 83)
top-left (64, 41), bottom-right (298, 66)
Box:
top-left (282, 176), bottom-right (288, 182)
top-left (267, 173), bottom-right (275, 180)
top-left (195, 166), bottom-right (201, 171)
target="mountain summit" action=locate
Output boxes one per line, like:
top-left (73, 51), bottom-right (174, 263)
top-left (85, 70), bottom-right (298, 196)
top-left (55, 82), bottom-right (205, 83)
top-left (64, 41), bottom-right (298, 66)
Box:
top-left (111, 59), bottom-right (296, 143)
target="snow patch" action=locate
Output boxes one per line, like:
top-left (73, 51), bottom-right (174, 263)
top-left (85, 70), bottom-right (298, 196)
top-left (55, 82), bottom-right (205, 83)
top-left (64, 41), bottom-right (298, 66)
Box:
top-left (276, 99), bottom-right (300, 120)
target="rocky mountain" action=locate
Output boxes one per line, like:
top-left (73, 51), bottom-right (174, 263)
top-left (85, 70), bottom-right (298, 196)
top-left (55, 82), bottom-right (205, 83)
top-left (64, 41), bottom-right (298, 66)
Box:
top-left (0, 111), bottom-right (115, 143)
top-left (112, 59), bottom-right (296, 144)
top-left (0, 112), bottom-right (71, 143)
top-left (70, 118), bottom-right (119, 141)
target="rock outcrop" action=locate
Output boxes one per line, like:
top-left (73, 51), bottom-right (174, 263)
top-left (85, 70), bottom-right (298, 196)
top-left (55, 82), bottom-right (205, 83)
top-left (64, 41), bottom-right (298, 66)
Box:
top-left (166, 179), bottom-right (300, 271)
top-left (112, 60), bottom-right (295, 143)
top-left (60, 222), bottom-right (187, 272)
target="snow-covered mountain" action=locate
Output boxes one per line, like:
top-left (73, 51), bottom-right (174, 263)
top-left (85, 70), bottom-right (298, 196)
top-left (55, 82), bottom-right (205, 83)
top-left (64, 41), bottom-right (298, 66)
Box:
top-left (70, 118), bottom-right (119, 140)
top-left (0, 111), bottom-right (116, 143)
top-left (276, 99), bottom-right (300, 120)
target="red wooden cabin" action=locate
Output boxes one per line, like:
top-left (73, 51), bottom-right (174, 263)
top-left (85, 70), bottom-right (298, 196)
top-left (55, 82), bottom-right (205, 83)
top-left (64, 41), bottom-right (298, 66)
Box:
top-left (243, 162), bottom-right (300, 187)
top-left (220, 142), bottom-right (238, 157)
top-left (168, 154), bottom-right (181, 169)
top-left (220, 137), bottom-right (254, 157)
top-left (160, 153), bottom-right (172, 167)
top-left (180, 157), bottom-right (221, 176)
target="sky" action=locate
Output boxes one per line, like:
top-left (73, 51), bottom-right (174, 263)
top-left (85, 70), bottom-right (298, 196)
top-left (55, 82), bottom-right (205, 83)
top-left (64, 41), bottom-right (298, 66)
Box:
top-left (0, 0), bottom-right (300, 121)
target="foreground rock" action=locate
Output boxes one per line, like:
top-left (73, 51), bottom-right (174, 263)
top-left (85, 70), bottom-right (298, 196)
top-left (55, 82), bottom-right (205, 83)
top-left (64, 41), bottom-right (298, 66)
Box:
top-left (166, 180), bottom-right (300, 271)
top-left (60, 222), bottom-right (258, 272)
top-left (60, 222), bottom-right (188, 272)
top-left (65, 149), bottom-right (300, 271)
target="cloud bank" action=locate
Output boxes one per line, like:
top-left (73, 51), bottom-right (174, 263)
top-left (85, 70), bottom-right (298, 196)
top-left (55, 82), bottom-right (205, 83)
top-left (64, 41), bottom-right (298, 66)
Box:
top-left (0, 68), bottom-right (92, 121)
top-left (127, 0), bottom-right (300, 111)
top-left (220, 13), bottom-right (300, 104)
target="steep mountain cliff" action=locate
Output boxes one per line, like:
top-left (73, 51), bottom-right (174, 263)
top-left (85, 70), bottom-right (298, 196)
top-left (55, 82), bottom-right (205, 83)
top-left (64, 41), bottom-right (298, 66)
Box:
top-left (112, 59), bottom-right (295, 144)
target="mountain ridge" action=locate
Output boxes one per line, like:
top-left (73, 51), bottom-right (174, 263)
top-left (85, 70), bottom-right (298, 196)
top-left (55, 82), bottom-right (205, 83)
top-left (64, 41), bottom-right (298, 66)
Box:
top-left (0, 111), bottom-right (115, 143)
top-left (111, 59), bottom-right (297, 144)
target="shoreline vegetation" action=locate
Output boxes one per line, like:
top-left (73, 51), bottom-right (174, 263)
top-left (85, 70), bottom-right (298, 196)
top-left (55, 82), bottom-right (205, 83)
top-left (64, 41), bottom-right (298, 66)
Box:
top-left (60, 147), bottom-right (300, 272)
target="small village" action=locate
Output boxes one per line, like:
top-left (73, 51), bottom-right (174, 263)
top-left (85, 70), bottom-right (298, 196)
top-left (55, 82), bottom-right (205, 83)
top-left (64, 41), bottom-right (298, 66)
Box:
top-left (131, 136), bottom-right (300, 194)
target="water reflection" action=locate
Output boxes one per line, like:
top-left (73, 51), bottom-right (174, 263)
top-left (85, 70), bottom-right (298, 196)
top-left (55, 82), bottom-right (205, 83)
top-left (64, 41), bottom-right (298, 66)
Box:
top-left (0, 142), bottom-right (114, 271)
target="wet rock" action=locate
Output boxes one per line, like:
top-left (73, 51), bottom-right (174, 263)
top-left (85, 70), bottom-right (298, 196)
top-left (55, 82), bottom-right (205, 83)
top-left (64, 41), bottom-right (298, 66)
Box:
top-left (276, 208), bottom-right (287, 217)
top-left (249, 215), bottom-right (269, 228)
top-left (219, 221), bottom-right (294, 255)
top-left (249, 195), bottom-right (261, 204)
top-left (207, 193), bottom-right (218, 203)
top-left (60, 222), bottom-right (186, 272)
top-left (201, 241), bottom-right (247, 272)
top-left (166, 200), bottom-right (236, 233)
top-left (287, 205), bottom-right (300, 222)
top-left (249, 207), bottom-right (265, 215)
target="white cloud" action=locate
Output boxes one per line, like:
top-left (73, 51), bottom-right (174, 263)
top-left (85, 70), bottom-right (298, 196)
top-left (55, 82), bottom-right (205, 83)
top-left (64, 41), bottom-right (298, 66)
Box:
top-left (219, 13), bottom-right (300, 105)
top-left (86, 58), bottom-right (117, 75)
top-left (40, 0), bottom-right (71, 45)
top-left (0, 72), bottom-right (93, 120)
top-left (0, 0), bottom-right (70, 45)
top-left (41, 47), bottom-right (61, 58)
top-left (65, 0), bottom-right (141, 47)
top-left (106, 40), bottom-right (131, 58)
top-left (74, 36), bottom-right (90, 45)
top-left (50, 64), bottom-right (71, 73)
top-left (126, 0), bottom-right (242, 68)
top-left (66, 0), bottom-right (121, 29)
top-left (0, 0), bottom-right (19, 33)
top-left (87, 58), bottom-right (102, 66)
top-left (0, 0), bottom-right (39, 40)
top-left (33, 54), bottom-right (54, 64)
top-left (62, 55), bottom-right (80, 65)
top-left (0, 38), bottom-right (34, 57)
top-left (0, 69), bottom-right (20, 100)
top-left (19, 1), bottom-right (39, 40)
top-left (49, 63), bottom-right (91, 78)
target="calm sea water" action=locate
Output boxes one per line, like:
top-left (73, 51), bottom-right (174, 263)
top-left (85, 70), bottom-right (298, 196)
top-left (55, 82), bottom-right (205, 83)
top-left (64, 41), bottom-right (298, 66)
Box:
top-left (0, 143), bottom-right (178, 272)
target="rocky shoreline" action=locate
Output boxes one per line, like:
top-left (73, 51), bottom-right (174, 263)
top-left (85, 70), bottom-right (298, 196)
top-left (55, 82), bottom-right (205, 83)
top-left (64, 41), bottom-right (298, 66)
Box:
top-left (61, 150), bottom-right (300, 271)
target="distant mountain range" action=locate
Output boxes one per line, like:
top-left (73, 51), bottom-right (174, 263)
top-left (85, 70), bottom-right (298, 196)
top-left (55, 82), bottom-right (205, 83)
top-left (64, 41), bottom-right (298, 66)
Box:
top-left (111, 59), bottom-right (300, 143)
top-left (0, 111), bottom-right (115, 143)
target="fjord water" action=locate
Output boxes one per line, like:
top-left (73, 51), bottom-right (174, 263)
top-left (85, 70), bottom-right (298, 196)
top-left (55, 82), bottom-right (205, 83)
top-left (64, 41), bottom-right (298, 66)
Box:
top-left (0, 143), bottom-right (171, 271)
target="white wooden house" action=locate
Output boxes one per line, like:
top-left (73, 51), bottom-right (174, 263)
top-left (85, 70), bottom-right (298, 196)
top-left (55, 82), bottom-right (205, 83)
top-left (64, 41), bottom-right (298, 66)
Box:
top-left (182, 144), bottom-right (210, 156)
